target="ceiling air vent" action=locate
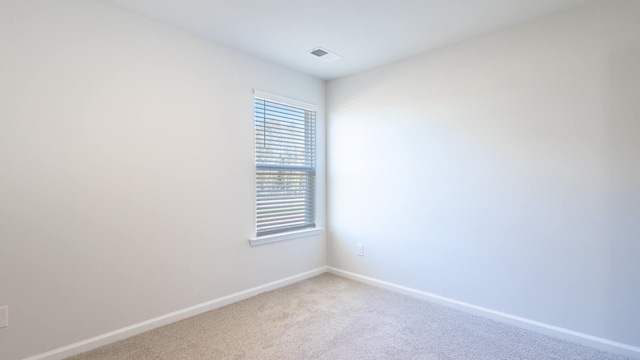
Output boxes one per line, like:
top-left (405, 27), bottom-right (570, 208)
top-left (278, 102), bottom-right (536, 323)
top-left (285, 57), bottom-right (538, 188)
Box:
top-left (309, 47), bottom-right (342, 63)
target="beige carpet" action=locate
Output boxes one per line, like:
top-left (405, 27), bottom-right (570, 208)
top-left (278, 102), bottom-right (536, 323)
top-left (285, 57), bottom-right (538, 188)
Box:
top-left (67, 273), bottom-right (629, 360)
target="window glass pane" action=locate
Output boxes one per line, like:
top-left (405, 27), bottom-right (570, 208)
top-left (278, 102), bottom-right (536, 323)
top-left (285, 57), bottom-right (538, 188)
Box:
top-left (254, 97), bottom-right (316, 236)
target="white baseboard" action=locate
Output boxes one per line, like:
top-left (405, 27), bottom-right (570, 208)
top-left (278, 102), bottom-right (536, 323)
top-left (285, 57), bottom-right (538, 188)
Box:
top-left (25, 266), bottom-right (640, 360)
top-left (25, 266), bottom-right (327, 360)
top-left (327, 267), bottom-right (640, 360)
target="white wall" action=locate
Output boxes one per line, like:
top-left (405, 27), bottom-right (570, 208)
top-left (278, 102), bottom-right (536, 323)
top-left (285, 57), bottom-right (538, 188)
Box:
top-left (328, 0), bottom-right (640, 349)
top-left (0, 1), bottom-right (325, 359)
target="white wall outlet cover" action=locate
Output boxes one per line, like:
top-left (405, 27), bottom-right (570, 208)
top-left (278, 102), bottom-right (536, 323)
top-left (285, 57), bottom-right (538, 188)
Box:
top-left (357, 244), bottom-right (364, 256)
top-left (0, 306), bottom-right (7, 328)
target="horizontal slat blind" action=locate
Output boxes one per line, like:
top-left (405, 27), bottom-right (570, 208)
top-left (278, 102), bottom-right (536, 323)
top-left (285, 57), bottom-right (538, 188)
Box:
top-left (255, 97), bottom-right (316, 236)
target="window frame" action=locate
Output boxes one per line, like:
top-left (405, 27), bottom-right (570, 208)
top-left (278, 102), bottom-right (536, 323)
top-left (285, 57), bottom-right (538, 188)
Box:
top-left (250, 90), bottom-right (321, 246)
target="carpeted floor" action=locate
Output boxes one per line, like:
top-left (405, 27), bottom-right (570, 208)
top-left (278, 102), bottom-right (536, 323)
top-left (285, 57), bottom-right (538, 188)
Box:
top-left (67, 273), bottom-right (629, 360)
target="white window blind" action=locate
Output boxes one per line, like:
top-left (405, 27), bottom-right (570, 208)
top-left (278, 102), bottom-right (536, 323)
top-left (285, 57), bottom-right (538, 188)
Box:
top-left (254, 95), bottom-right (316, 236)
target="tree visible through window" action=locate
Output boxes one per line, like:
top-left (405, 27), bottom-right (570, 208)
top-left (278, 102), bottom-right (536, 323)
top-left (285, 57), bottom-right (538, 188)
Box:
top-left (254, 96), bottom-right (316, 236)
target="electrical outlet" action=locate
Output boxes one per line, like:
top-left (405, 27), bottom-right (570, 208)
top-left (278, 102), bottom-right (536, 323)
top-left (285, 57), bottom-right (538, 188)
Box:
top-left (0, 306), bottom-right (7, 328)
top-left (357, 244), bottom-right (364, 256)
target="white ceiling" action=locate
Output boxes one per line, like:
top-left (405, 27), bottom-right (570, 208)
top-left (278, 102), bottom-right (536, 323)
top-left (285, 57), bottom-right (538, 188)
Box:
top-left (103, 0), bottom-right (592, 80)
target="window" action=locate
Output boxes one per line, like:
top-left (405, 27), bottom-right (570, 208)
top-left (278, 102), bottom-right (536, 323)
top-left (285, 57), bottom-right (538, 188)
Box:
top-left (254, 92), bottom-right (316, 237)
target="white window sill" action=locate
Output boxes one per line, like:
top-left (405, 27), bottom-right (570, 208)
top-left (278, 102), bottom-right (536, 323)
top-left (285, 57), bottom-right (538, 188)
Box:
top-left (249, 228), bottom-right (324, 247)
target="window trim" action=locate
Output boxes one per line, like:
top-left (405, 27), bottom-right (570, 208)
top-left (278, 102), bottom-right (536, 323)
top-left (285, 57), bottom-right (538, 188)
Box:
top-left (251, 90), bottom-right (318, 244)
top-left (254, 90), bottom-right (317, 113)
top-left (249, 227), bottom-right (324, 247)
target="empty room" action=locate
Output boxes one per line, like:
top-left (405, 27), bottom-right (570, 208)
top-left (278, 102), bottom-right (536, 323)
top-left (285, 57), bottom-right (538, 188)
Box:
top-left (1, 0), bottom-right (639, 359)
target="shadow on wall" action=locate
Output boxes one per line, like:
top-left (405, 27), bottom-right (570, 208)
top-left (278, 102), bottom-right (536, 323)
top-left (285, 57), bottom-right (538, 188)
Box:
top-left (606, 44), bottom-right (640, 347)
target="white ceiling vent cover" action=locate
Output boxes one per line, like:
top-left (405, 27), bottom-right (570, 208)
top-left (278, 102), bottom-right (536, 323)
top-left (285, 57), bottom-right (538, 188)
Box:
top-left (309, 47), bottom-right (342, 63)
